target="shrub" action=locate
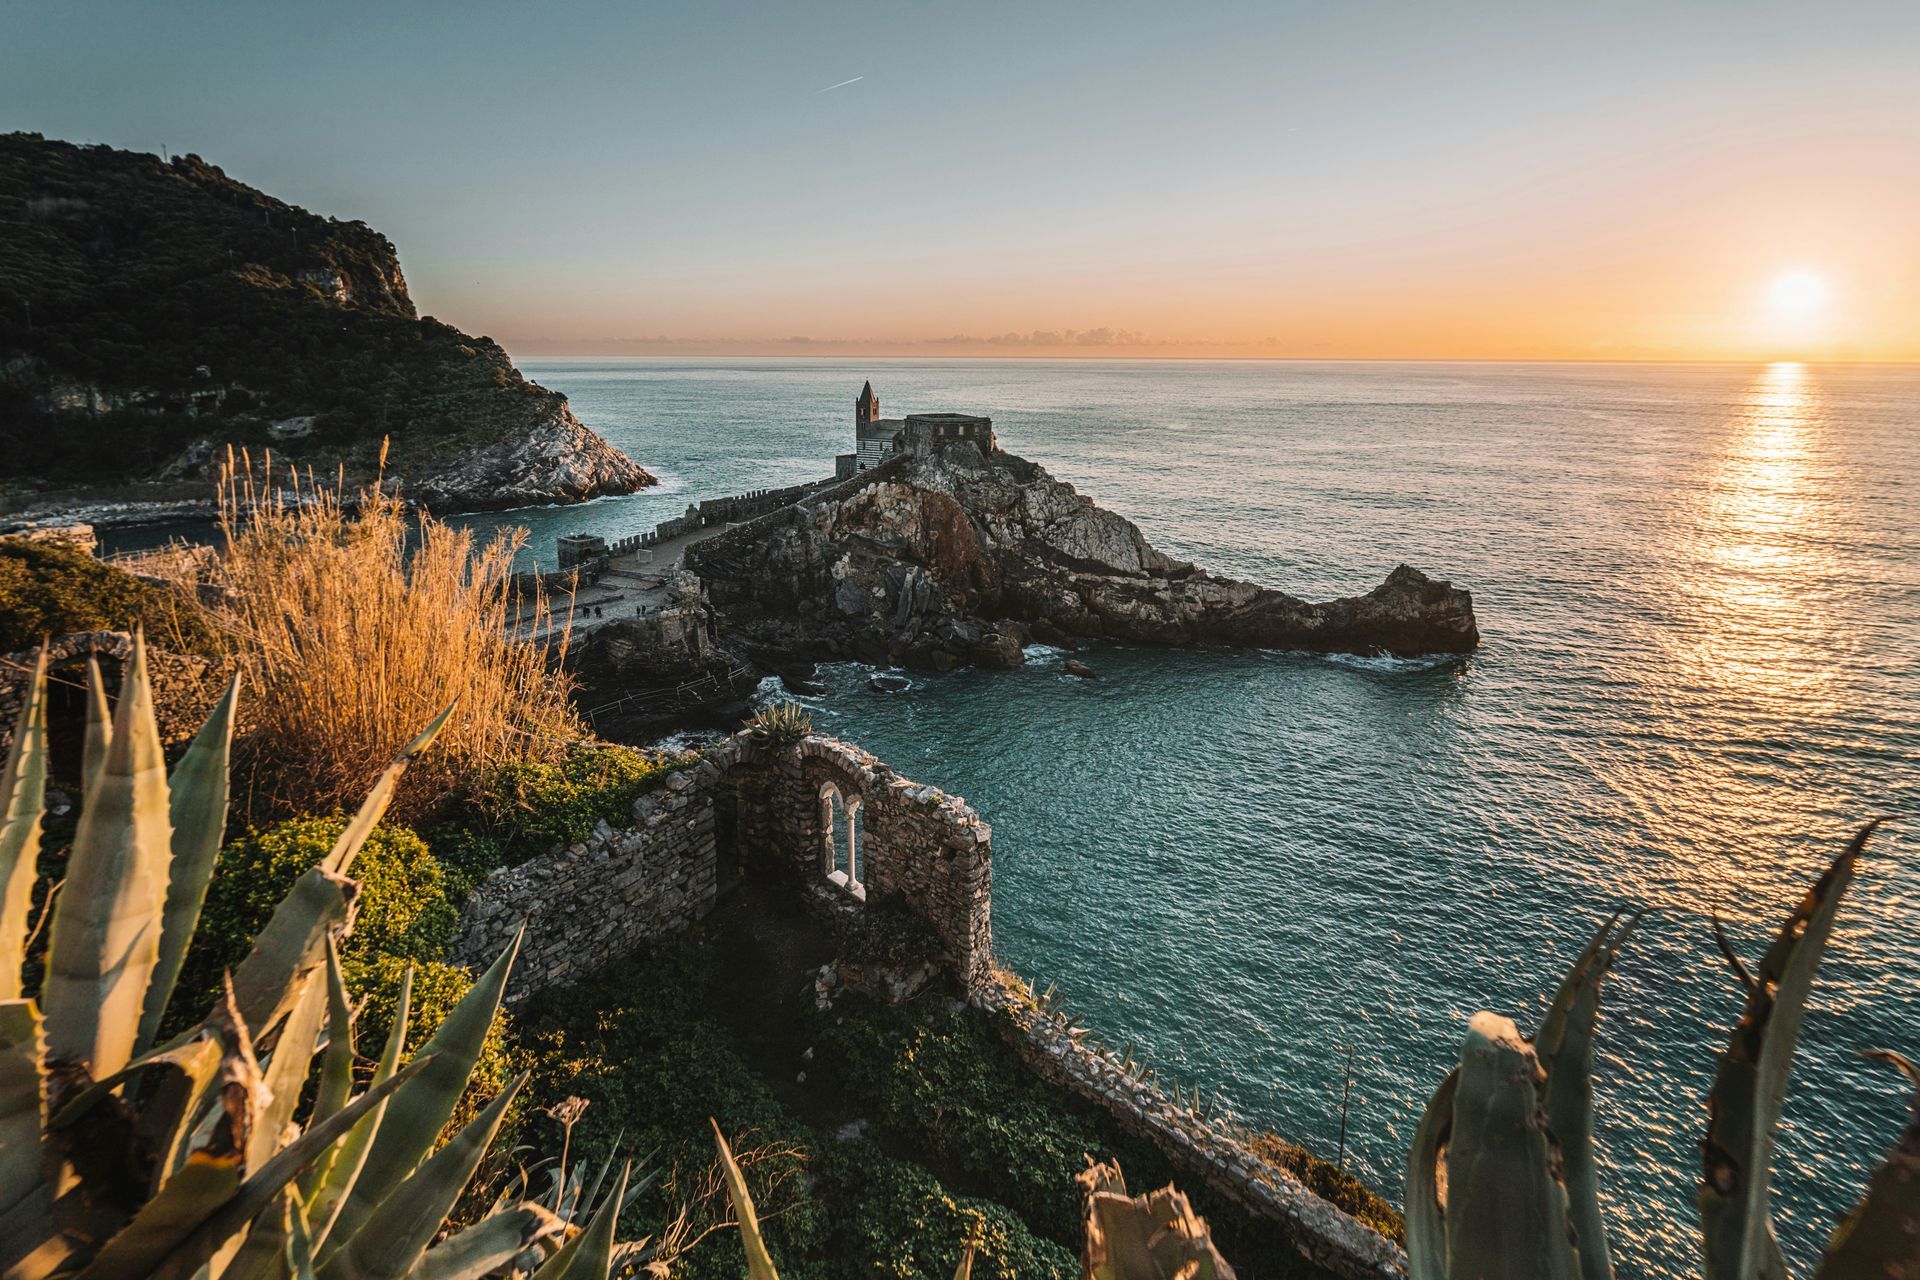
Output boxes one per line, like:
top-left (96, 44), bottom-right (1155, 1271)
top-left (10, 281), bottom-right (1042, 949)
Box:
top-left (447, 742), bottom-right (689, 871)
top-left (813, 1144), bottom-right (1076, 1280)
top-left (824, 999), bottom-right (1106, 1244)
top-left (180, 466), bottom-right (578, 821)
top-left (514, 949), bottom-right (823, 1273)
top-left (187, 815), bottom-right (455, 986)
top-left (179, 815), bottom-right (514, 1146)
top-left (1248, 1133), bottom-right (1404, 1241)
top-left (0, 536), bottom-right (219, 654)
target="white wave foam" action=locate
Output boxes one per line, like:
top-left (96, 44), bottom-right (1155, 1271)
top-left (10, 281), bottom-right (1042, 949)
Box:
top-left (1319, 651), bottom-right (1461, 673)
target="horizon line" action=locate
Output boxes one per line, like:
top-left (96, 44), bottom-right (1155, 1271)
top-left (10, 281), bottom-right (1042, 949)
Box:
top-left (503, 350), bottom-right (1920, 367)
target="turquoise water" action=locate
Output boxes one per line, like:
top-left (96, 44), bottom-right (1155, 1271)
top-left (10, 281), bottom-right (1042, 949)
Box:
top-left (514, 358), bottom-right (1916, 1279)
top-left (116, 358), bottom-right (1920, 1276)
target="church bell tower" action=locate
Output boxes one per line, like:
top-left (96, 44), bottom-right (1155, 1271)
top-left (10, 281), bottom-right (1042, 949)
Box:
top-left (855, 380), bottom-right (878, 428)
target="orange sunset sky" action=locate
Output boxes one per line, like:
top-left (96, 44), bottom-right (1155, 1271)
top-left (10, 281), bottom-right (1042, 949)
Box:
top-left (6, 1), bottom-right (1918, 361)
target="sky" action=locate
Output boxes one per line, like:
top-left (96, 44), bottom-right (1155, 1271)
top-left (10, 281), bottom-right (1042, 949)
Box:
top-left (4, 0), bottom-right (1918, 361)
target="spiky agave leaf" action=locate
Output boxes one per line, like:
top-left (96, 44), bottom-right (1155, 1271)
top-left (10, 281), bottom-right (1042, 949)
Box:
top-left (0, 646), bottom-right (49, 1001)
top-left (1444, 1013), bottom-right (1580, 1280)
top-left (82, 654), bottom-right (112, 802)
top-left (247, 969), bottom-right (330, 1168)
top-left (1812, 1050), bottom-right (1920, 1278)
top-left (92, 1057), bottom-right (431, 1280)
top-left (315, 1072), bottom-right (528, 1280)
top-left (44, 1027), bottom-right (223, 1175)
top-left (42, 632), bottom-right (174, 1084)
top-left (219, 1186), bottom-right (300, 1280)
top-left (286, 1207), bottom-right (319, 1280)
top-left (0, 999), bottom-right (58, 1276)
top-left (1403, 1068), bottom-right (1456, 1280)
top-left (1700, 820), bottom-right (1883, 1280)
top-left (709, 1117), bottom-right (780, 1280)
top-left (536, 1161), bottom-right (627, 1280)
top-left (223, 864), bottom-right (357, 1042)
top-left (412, 1203), bottom-right (566, 1280)
top-left (75, 985), bottom-right (273, 1280)
top-left (1534, 910), bottom-right (1640, 1280)
top-left (1077, 1159), bottom-right (1235, 1280)
top-left (321, 932), bottom-right (520, 1254)
top-left (305, 964), bottom-right (412, 1243)
top-left (308, 939), bottom-right (356, 1133)
top-left (138, 671), bottom-right (241, 1053)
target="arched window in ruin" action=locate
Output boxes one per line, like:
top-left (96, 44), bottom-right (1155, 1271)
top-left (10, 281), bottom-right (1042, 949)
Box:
top-left (819, 781), bottom-right (865, 900)
top-left (820, 782), bottom-right (846, 881)
top-left (846, 798), bottom-right (864, 889)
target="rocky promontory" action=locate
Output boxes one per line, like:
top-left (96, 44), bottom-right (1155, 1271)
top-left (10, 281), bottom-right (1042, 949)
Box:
top-left (687, 441), bottom-right (1478, 668)
top-left (0, 133), bottom-right (652, 522)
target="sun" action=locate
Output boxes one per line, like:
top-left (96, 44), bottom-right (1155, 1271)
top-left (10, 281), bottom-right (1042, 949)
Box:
top-left (1767, 270), bottom-right (1829, 319)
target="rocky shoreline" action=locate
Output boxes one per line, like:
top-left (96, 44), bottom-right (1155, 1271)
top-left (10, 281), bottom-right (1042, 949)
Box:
top-left (1, 133), bottom-right (655, 522)
top-left (0, 400), bottom-right (651, 532)
top-left (684, 440), bottom-right (1477, 674)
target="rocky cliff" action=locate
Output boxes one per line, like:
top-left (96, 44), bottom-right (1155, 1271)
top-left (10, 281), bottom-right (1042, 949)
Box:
top-left (0, 133), bottom-right (652, 520)
top-left (688, 442), bottom-right (1479, 666)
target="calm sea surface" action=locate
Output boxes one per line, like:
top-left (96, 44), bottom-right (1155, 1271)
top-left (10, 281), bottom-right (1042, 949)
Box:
top-left (117, 358), bottom-right (1920, 1276)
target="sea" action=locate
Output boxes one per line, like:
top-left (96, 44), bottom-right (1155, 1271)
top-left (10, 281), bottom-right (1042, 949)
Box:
top-left (109, 357), bottom-right (1920, 1278)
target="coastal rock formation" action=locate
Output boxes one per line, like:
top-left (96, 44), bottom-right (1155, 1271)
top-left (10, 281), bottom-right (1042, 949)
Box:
top-left (403, 398), bottom-right (651, 510)
top-left (689, 442), bottom-right (1479, 664)
top-left (0, 133), bottom-right (653, 520)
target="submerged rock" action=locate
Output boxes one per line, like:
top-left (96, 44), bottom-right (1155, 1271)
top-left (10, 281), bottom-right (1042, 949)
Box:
top-left (688, 439), bottom-right (1479, 666)
top-left (1063, 659), bottom-right (1100, 680)
top-left (869, 673), bottom-right (911, 693)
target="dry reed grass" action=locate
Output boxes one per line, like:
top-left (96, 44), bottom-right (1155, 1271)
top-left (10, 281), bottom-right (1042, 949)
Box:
top-left (189, 446), bottom-right (579, 820)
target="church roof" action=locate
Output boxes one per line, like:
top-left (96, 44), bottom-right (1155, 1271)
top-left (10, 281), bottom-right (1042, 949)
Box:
top-left (857, 380), bottom-right (875, 407)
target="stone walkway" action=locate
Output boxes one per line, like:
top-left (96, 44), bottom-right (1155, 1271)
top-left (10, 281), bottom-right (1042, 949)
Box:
top-left (517, 522), bottom-right (723, 642)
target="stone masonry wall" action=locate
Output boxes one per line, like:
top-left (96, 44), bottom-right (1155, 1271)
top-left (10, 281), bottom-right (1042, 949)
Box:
top-left (975, 972), bottom-right (1408, 1280)
top-left (451, 766), bottom-right (719, 1005)
top-left (451, 728), bottom-right (993, 1003)
top-left (0, 631), bottom-right (235, 756)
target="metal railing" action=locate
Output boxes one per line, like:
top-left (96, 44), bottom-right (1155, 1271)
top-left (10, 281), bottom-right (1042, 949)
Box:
top-left (582, 664), bottom-right (754, 727)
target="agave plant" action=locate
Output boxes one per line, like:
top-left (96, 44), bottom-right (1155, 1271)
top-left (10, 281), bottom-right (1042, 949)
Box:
top-left (745, 703), bottom-right (813, 750)
top-left (1077, 1160), bottom-right (1236, 1280)
top-left (0, 635), bottom-right (622, 1279)
top-left (1406, 820), bottom-right (1915, 1279)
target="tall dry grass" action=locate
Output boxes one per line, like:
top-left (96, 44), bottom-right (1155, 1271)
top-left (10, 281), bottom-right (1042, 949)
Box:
top-left (195, 447), bottom-right (579, 820)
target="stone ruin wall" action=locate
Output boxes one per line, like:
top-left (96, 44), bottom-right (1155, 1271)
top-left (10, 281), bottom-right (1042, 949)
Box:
top-left (450, 765), bottom-right (721, 1003)
top-left (0, 630), bottom-right (236, 757)
top-left (732, 734), bottom-right (994, 987)
top-left (975, 974), bottom-right (1408, 1280)
top-left (450, 729), bottom-right (1401, 1277)
top-left (452, 729), bottom-right (992, 1003)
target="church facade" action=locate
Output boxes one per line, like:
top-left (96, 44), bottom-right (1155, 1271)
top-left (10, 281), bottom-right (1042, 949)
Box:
top-left (837, 381), bottom-right (996, 477)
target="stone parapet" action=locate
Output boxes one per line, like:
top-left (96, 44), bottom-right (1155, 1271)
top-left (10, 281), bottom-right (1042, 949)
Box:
top-left (975, 972), bottom-right (1407, 1280)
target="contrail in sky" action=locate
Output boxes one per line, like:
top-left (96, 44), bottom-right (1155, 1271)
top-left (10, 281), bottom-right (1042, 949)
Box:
top-left (815, 76), bottom-right (863, 94)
